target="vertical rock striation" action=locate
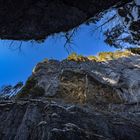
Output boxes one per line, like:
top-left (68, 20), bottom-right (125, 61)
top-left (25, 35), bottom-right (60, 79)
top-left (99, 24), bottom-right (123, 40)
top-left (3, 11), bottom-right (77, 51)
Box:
top-left (1, 54), bottom-right (140, 140)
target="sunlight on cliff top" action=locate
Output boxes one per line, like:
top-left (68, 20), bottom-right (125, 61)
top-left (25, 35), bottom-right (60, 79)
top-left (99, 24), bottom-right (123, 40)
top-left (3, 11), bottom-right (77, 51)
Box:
top-left (67, 50), bottom-right (134, 62)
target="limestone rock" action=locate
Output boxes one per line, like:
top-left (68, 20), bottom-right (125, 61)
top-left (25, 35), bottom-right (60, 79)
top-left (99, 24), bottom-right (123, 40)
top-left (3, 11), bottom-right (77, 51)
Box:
top-left (1, 55), bottom-right (140, 140)
top-left (0, 99), bottom-right (140, 140)
top-left (19, 55), bottom-right (140, 104)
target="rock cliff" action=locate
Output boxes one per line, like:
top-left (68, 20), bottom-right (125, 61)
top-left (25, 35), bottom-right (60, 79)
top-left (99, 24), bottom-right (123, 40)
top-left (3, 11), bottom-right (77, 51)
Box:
top-left (0, 54), bottom-right (140, 140)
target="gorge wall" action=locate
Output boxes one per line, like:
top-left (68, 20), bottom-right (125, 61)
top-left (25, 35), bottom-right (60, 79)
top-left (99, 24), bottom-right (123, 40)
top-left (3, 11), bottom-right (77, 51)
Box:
top-left (0, 0), bottom-right (131, 40)
top-left (0, 54), bottom-right (140, 140)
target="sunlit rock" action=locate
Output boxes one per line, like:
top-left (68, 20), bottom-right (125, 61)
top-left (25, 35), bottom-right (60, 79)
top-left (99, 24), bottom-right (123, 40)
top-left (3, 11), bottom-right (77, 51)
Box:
top-left (17, 54), bottom-right (140, 104)
top-left (1, 53), bottom-right (140, 140)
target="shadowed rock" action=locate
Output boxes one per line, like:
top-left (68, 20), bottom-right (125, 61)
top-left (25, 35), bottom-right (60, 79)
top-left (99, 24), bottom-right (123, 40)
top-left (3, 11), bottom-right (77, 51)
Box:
top-left (19, 55), bottom-right (140, 104)
top-left (0, 0), bottom-right (131, 40)
top-left (1, 55), bottom-right (140, 140)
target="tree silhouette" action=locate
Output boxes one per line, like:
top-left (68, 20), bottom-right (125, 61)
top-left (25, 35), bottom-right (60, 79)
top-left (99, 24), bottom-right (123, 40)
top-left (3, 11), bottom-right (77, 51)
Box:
top-left (0, 82), bottom-right (23, 98)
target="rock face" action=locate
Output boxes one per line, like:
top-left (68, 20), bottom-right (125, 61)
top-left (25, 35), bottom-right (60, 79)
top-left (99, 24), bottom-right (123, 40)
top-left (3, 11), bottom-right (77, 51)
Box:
top-left (1, 55), bottom-right (140, 140)
top-left (0, 0), bottom-right (131, 40)
top-left (20, 54), bottom-right (140, 104)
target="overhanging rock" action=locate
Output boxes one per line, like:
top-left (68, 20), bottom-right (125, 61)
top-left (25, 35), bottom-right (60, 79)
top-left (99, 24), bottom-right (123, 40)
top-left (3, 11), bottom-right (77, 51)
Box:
top-left (0, 0), bottom-right (131, 40)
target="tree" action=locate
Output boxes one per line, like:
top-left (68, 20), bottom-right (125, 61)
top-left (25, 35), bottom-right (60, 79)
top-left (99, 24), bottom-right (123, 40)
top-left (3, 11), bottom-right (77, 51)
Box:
top-left (103, 1), bottom-right (140, 48)
top-left (0, 82), bottom-right (23, 99)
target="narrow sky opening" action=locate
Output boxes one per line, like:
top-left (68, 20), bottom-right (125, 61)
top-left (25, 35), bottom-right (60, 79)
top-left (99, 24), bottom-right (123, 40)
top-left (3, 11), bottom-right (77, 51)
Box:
top-left (0, 24), bottom-right (117, 86)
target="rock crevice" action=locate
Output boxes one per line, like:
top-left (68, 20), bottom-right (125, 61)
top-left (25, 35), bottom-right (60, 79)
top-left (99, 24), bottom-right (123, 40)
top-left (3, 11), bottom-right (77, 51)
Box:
top-left (1, 55), bottom-right (140, 140)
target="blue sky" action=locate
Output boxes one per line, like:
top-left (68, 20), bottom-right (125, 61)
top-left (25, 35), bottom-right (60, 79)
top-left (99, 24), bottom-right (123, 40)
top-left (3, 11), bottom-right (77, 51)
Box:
top-left (0, 24), bottom-right (116, 86)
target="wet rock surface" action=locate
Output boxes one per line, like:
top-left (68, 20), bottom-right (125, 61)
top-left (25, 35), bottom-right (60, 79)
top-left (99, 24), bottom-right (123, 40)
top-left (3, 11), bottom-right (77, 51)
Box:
top-left (1, 55), bottom-right (140, 140)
